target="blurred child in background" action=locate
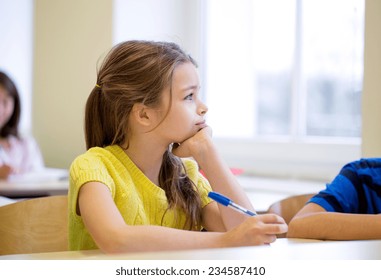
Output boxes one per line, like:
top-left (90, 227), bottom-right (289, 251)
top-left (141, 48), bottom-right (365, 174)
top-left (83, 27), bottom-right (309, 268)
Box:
top-left (0, 71), bottom-right (44, 179)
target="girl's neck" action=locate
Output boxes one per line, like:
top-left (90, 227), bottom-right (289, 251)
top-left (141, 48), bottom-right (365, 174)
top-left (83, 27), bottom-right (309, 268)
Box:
top-left (122, 143), bottom-right (166, 186)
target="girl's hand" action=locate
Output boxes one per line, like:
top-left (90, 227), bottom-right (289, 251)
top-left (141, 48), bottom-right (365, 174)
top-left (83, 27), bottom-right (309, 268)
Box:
top-left (0, 164), bottom-right (14, 180)
top-left (221, 214), bottom-right (288, 246)
top-left (172, 126), bottom-right (213, 159)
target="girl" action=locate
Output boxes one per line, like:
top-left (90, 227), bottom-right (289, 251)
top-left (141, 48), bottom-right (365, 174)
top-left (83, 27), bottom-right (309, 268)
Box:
top-left (68, 40), bottom-right (287, 253)
top-left (0, 71), bottom-right (44, 179)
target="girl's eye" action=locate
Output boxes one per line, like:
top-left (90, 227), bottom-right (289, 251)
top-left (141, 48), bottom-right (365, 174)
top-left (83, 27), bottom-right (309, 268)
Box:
top-left (184, 93), bottom-right (193, 100)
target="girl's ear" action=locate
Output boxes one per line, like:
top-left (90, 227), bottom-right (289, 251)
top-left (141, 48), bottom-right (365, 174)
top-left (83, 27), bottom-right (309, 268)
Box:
top-left (131, 103), bottom-right (153, 127)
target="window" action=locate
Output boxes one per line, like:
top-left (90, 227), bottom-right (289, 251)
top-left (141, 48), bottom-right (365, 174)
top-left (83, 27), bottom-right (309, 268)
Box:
top-left (204, 0), bottom-right (364, 180)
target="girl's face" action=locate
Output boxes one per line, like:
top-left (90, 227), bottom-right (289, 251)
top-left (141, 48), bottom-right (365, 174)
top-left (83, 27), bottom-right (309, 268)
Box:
top-left (0, 87), bottom-right (14, 130)
top-left (156, 62), bottom-right (208, 144)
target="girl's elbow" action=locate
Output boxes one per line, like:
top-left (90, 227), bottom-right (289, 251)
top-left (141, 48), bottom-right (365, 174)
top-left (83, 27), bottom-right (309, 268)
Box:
top-left (95, 228), bottom-right (129, 254)
top-left (99, 241), bottom-right (124, 254)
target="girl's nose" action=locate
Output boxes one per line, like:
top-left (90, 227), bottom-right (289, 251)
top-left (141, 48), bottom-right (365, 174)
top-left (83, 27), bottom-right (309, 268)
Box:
top-left (199, 103), bottom-right (208, 116)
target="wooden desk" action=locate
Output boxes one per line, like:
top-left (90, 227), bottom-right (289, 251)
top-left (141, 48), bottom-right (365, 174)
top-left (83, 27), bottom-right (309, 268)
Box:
top-left (0, 168), bottom-right (68, 198)
top-left (1, 238), bottom-right (381, 260)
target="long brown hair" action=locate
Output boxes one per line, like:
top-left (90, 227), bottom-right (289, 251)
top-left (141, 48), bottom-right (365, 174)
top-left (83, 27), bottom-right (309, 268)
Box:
top-left (85, 40), bottom-right (202, 230)
top-left (0, 71), bottom-right (21, 138)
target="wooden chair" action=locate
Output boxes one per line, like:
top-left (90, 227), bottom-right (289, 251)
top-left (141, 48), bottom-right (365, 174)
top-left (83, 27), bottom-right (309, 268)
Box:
top-left (267, 193), bottom-right (316, 237)
top-left (0, 195), bottom-right (68, 255)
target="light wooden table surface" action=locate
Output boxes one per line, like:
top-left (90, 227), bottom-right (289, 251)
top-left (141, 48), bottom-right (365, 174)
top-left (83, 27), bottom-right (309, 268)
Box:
top-left (2, 238), bottom-right (380, 260)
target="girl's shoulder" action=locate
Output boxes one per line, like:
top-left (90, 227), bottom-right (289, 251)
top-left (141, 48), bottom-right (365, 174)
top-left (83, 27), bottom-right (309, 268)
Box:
top-left (70, 145), bottom-right (125, 172)
top-left (181, 157), bottom-right (207, 182)
top-left (181, 157), bottom-right (199, 172)
top-left (71, 147), bottom-right (109, 168)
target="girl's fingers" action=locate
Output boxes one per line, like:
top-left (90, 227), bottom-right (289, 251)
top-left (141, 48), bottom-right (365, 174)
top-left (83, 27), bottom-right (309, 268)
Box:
top-left (248, 214), bottom-right (288, 234)
top-left (256, 213), bottom-right (286, 224)
top-left (263, 234), bottom-right (277, 244)
top-left (263, 223), bottom-right (289, 235)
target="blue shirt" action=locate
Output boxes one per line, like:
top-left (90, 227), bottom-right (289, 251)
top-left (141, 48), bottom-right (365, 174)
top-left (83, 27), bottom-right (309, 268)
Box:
top-left (309, 158), bottom-right (381, 214)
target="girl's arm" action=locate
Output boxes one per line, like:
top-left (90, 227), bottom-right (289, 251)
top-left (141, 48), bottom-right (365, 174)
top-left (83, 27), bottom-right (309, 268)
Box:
top-left (287, 203), bottom-right (381, 240)
top-left (172, 126), bottom-right (257, 230)
top-left (78, 182), bottom-right (287, 254)
top-left (0, 165), bottom-right (13, 179)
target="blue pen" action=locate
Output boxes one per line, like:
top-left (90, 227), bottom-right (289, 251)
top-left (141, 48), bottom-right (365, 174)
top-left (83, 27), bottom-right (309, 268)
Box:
top-left (208, 191), bottom-right (257, 216)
